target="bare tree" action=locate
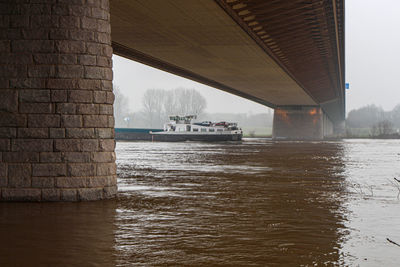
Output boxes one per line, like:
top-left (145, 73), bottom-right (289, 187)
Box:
top-left (142, 89), bottom-right (165, 128)
top-left (371, 120), bottom-right (394, 136)
top-left (141, 88), bottom-right (207, 127)
top-left (113, 86), bottom-right (129, 127)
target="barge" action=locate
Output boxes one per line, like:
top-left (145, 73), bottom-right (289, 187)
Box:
top-left (150, 115), bottom-right (243, 142)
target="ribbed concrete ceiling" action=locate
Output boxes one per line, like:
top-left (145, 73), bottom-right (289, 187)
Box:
top-left (110, 0), bottom-right (344, 120)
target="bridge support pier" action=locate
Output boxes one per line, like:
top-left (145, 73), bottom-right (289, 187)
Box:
top-left (272, 106), bottom-right (334, 140)
top-left (0, 0), bottom-right (116, 201)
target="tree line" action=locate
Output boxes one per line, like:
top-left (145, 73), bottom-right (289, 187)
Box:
top-left (346, 104), bottom-right (400, 137)
top-left (113, 87), bottom-right (273, 130)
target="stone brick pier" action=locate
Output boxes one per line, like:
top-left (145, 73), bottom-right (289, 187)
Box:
top-left (0, 0), bottom-right (117, 201)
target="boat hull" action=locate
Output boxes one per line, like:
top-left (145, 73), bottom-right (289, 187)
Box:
top-left (150, 133), bottom-right (242, 142)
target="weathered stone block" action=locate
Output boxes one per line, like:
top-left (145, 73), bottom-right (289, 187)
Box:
top-left (10, 78), bottom-right (45, 89)
top-left (108, 116), bottom-right (114, 127)
top-left (81, 17), bottom-right (97, 30)
top-left (56, 177), bottom-right (87, 188)
top-left (106, 91), bottom-right (114, 104)
top-left (96, 162), bottom-right (116, 176)
top-left (28, 114), bottom-right (60, 127)
top-left (69, 90), bottom-right (92, 103)
top-left (91, 7), bottom-right (109, 20)
top-left (81, 139), bottom-right (99, 152)
top-left (18, 128), bottom-right (48, 138)
top-left (103, 185), bottom-right (117, 199)
top-left (0, 90), bottom-right (18, 112)
top-left (1, 188), bottom-right (41, 201)
top-left (22, 28), bottom-right (50, 40)
top-left (66, 128), bottom-right (95, 138)
top-left (8, 163), bottom-right (31, 188)
top-left (67, 163), bottom-right (95, 176)
top-left (28, 65), bottom-right (56, 78)
top-left (79, 54), bottom-right (96, 66)
top-left (97, 19), bottom-right (111, 34)
top-left (99, 104), bottom-right (113, 115)
top-left (60, 189), bottom-right (78, 201)
top-left (12, 40), bottom-right (54, 53)
top-left (32, 177), bottom-right (54, 188)
top-left (21, 4), bottom-right (52, 16)
top-left (41, 188), bottom-right (60, 201)
top-left (93, 91), bottom-right (107, 103)
top-left (19, 89), bottom-right (50, 103)
top-left (0, 139), bottom-right (10, 151)
top-left (55, 40), bottom-right (85, 54)
top-left (95, 128), bottom-right (114, 139)
top-left (96, 55), bottom-right (111, 66)
top-left (0, 176), bottom-right (7, 187)
top-left (76, 103), bottom-right (98, 115)
top-left (56, 65), bottom-right (83, 78)
top-left (70, 29), bottom-right (94, 42)
top-left (12, 139), bottom-right (53, 152)
top-left (61, 114), bottom-right (82, 127)
top-left (49, 28), bottom-right (70, 40)
top-left (57, 103), bottom-right (76, 114)
top-left (19, 103), bottom-right (53, 114)
top-left (32, 163), bottom-right (66, 177)
top-left (10, 15), bottom-right (29, 28)
top-left (59, 16), bottom-right (80, 28)
top-left (63, 152), bottom-right (90, 163)
top-left (49, 128), bottom-right (65, 138)
top-left (87, 176), bottom-right (112, 187)
top-left (3, 152), bottom-right (39, 163)
top-left (78, 79), bottom-right (101, 90)
top-left (78, 188), bottom-right (103, 201)
top-left (30, 15), bottom-right (59, 28)
top-left (51, 90), bottom-right (68, 102)
top-left (101, 80), bottom-right (112, 91)
top-left (0, 163), bottom-right (7, 178)
top-left (103, 45), bottom-right (113, 58)
top-left (0, 64), bottom-right (27, 78)
top-left (40, 152), bottom-right (62, 163)
top-left (91, 151), bottom-right (115, 163)
top-left (0, 114), bottom-right (26, 127)
top-left (0, 128), bottom-right (17, 138)
top-left (86, 42), bottom-right (103, 55)
top-left (99, 139), bottom-right (114, 152)
top-left (47, 78), bottom-right (77, 89)
top-left (83, 115), bottom-right (108, 127)
top-left (54, 139), bottom-right (81, 152)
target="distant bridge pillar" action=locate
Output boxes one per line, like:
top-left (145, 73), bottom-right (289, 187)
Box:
top-left (0, 0), bottom-right (116, 201)
top-left (272, 106), bottom-right (334, 140)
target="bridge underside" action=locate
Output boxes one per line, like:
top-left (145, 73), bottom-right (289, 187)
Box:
top-left (111, 0), bottom-right (345, 130)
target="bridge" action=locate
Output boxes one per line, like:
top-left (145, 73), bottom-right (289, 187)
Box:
top-left (0, 0), bottom-right (344, 201)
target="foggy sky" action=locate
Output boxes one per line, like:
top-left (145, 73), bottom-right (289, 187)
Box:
top-left (113, 0), bottom-right (400, 115)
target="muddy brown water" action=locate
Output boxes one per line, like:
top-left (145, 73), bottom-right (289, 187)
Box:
top-left (1, 139), bottom-right (399, 266)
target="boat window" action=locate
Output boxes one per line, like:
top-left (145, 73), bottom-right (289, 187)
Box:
top-left (201, 128), bottom-right (207, 132)
top-left (209, 128), bottom-right (215, 132)
top-left (193, 128), bottom-right (199, 132)
top-left (186, 125), bottom-right (191, 131)
top-left (217, 128), bottom-right (223, 132)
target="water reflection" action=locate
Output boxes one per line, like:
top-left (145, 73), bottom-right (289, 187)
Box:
top-left (0, 201), bottom-right (117, 266)
top-left (116, 140), bottom-right (348, 266)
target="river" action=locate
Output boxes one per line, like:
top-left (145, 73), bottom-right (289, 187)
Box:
top-left (1, 139), bottom-right (399, 266)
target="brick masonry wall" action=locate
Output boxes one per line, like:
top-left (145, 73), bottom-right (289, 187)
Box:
top-left (0, 0), bottom-right (117, 201)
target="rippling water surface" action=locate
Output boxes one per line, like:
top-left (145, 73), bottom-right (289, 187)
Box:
top-left (1, 139), bottom-right (400, 266)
